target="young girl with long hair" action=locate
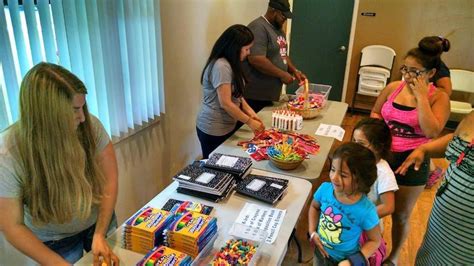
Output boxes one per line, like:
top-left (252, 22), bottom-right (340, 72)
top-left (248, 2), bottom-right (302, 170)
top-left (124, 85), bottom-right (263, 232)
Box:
top-left (353, 118), bottom-right (398, 265)
top-left (308, 142), bottom-right (381, 266)
top-left (0, 63), bottom-right (118, 265)
top-left (196, 24), bottom-right (264, 159)
top-left (371, 45), bottom-right (450, 265)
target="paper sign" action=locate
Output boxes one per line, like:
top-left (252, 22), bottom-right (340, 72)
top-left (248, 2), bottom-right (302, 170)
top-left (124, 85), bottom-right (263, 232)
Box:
top-left (234, 203), bottom-right (286, 244)
top-left (315, 123), bottom-right (345, 141)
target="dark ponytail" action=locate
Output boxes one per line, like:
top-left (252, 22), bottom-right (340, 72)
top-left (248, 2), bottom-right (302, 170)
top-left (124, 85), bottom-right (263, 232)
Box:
top-left (418, 36), bottom-right (450, 56)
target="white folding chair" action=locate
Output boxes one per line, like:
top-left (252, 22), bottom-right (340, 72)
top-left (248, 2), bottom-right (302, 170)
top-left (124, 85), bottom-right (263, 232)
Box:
top-left (450, 69), bottom-right (474, 115)
top-left (352, 45), bottom-right (396, 112)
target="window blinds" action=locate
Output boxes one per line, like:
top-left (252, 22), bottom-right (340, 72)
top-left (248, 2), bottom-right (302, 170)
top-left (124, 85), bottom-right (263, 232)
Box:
top-left (0, 0), bottom-right (165, 137)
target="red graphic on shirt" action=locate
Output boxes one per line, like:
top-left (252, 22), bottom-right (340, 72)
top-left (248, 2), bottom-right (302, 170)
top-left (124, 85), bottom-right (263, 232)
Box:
top-left (277, 36), bottom-right (287, 58)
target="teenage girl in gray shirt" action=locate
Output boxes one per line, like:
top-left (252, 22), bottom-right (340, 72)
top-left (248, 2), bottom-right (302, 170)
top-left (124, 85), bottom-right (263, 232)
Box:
top-left (196, 25), bottom-right (265, 158)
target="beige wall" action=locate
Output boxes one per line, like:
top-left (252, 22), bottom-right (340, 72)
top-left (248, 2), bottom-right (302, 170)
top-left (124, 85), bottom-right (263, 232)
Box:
top-left (346, 0), bottom-right (474, 107)
top-left (159, 0), bottom-right (269, 186)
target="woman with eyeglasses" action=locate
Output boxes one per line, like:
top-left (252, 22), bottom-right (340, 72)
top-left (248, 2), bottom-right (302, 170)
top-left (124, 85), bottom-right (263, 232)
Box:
top-left (371, 47), bottom-right (450, 265)
top-left (395, 111), bottom-right (473, 265)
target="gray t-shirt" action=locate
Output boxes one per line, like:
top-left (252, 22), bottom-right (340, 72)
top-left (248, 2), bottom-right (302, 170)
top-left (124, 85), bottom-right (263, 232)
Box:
top-left (243, 16), bottom-right (289, 101)
top-left (196, 58), bottom-right (242, 136)
top-left (0, 115), bottom-right (110, 241)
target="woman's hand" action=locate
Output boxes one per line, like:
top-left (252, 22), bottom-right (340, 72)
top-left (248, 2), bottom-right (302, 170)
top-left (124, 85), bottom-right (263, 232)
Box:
top-left (395, 147), bottom-right (426, 175)
top-left (247, 118), bottom-right (265, 134)
top-left (410, 76), bottom-right (430, 101)
top-left (309, 232), bottom-right (329, 258)
top-left (251, 115), bottom-right (264, 124)
top-left (92, 234), bottom-right (119, 266)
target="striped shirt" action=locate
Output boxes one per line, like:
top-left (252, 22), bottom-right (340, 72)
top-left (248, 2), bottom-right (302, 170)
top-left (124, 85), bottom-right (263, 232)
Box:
top-left (416, 136), bottom-right (474, 265)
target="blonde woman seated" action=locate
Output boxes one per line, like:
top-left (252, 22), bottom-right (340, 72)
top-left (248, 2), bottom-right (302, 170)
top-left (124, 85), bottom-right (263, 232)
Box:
top-left (0, 63), bottom-right (119, 265)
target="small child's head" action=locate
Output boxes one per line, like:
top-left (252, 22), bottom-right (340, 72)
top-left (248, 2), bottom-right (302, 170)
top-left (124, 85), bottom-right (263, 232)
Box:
top-left (352, 118), bottom-right (392, 161)
top-left (330, 142), bottom-right (377, 195)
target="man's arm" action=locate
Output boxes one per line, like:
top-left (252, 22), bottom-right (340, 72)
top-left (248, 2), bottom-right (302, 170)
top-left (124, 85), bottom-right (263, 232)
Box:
top-left (286, 56), bottom-right (306, 82)
top-left (248, 55), bottom-right (294, 84)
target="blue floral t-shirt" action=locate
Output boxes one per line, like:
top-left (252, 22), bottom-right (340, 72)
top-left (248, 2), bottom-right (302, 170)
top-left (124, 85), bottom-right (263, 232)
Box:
top-left (314, 182), bottom-right (379, 261)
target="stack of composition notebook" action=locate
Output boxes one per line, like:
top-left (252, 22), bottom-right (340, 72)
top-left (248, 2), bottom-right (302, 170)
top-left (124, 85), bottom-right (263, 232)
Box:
top-left (235, 174), bottom-right (289, 204)
top-left (204, 153), bottom-right (252, 180)
top-left (163, 211), bottom-right (218, 258)
top-left (173, 164), bottom-right (235, 202)
top-left (122, 206), bottom-right (175, 254)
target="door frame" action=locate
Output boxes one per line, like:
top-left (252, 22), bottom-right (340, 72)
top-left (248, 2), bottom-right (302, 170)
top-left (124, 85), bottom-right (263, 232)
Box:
top-left (286, 0), bottom-right (360, 102)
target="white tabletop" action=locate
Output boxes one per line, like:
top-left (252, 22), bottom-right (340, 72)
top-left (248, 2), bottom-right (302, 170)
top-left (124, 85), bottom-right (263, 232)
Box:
top-left (213, 101), bottom-right (348, 180)
top-left (76, 169), bottom-right (312, 266)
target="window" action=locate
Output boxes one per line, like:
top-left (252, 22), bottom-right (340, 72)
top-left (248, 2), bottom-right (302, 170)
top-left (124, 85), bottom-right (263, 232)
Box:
top-left (0, 0), bottom-right (165, 138)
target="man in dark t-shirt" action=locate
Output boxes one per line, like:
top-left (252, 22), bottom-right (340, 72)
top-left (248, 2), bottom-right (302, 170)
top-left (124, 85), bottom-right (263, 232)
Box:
top-left (243, 0), bottom-right (306, 113)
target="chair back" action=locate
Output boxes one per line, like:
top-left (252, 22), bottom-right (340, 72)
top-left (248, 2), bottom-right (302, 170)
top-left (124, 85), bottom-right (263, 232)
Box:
top-left (451, 69), bottom-right (474, 93)
top-left (360, 45), bottom-right (396, 70)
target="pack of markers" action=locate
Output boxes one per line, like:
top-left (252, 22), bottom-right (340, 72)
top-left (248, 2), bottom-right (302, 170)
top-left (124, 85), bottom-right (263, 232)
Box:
top-left (164, 211), bottom-right (218, 258)
top-left (122, 206), bottom-right (175, 254)
top-left (136, 245), bottom-right (192, 266)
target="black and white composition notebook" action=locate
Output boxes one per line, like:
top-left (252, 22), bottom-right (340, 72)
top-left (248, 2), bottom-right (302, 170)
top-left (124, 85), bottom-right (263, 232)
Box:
top-left (204, 153), bottom-right (252, 179)
top-left (173, 164), bottom-right (236, 202)
top-left (235, 174), bottom-right (289, 204)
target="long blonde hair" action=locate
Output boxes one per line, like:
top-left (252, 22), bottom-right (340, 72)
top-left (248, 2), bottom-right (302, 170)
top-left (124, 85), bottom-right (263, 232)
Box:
top-left (10, 62), bottom-right (105, 225)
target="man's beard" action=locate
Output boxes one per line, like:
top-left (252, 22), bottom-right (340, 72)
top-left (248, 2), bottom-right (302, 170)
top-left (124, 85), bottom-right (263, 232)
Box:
top-left (271, 21), bottom-right (282, 30)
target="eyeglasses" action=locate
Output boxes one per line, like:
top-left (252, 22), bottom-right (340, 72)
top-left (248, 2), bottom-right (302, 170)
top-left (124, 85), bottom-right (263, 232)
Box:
top-left (400, 65), bottom-right (427, 78)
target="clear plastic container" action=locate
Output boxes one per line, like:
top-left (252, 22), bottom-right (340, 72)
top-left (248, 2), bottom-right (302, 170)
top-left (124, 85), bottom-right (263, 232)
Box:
top-left (192, 223), bottom-right (267, 266)
top-left (295, 83), bottom-right (332, 102)
top-left (190, 230), bottom-right (219, 266)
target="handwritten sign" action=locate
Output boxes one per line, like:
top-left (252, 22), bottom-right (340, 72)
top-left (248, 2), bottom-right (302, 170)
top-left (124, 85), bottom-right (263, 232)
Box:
top-left (315, 123), bottom-right (345, 141)
top-left (234, 203), bottom-right (286, 244)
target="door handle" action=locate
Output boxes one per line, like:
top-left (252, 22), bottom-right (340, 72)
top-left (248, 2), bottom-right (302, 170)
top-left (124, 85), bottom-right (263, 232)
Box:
top-left (339, 45), bottom-right (346, 52)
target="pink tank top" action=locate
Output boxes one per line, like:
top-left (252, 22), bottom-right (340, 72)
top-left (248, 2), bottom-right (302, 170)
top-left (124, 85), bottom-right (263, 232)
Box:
top-left (381, 81), bottom-right (436, 152)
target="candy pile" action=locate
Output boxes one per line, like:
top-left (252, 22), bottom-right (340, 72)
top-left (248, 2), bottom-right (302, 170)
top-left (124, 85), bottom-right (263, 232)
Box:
top-left (238, 129), bottom-right (320, 161)
top-left (211, 239), bottom-right (258, 266)
top-left (271, 109), bottom-right (303, 131)
top-left (267, 142), bottom-right (304, 162)
top-left (288, 93), bottom-right (326, 110)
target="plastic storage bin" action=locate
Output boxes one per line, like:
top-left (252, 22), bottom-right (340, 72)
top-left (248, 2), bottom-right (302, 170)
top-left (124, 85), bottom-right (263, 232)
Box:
top-left (193, 223), bottom-right (267, 266)
top-left (295, 83), bottom-right (332, 102)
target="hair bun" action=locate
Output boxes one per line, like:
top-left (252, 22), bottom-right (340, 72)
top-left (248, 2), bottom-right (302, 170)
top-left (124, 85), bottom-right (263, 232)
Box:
top-left (441, 38), bottom-right (451, 52)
